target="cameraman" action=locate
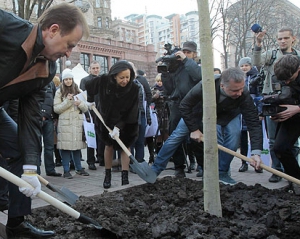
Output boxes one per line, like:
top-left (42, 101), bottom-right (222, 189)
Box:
top-left (252, 27), bottom-right (300, 183)
top-left (273, 55), bottom-right (300, 193)
top-left (161, 41), bottom-right (202, 177)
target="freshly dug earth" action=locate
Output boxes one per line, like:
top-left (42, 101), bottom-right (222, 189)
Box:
top-left (28, 176), bottom-right (300, 239)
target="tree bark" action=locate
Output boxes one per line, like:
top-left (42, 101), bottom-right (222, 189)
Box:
top-left (197, 0), bottom-right (222, 217)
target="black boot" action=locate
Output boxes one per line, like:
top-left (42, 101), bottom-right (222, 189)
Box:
top-left (121, 170), bottom-right (129, 186)
top-left (103, 169), bottom-right (111, 189)
top-left (238, 161), bottom-right (248, 172)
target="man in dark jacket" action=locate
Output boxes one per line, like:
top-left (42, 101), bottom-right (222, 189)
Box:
top-left (161, 41), bottom-right (202, 177)
top-left (0, 4), bottom-right (89, 237)
top-left (151, 67), bottom-right (263, 185)
top-left (80, 61), bottom-right (103, 169)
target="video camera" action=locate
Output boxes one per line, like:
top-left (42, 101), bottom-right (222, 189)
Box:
top-left (155, 43), bottom-right (181, 73)
top-left (249, 73), bottom-right (264, 95)
top-left (261, 84), bottom-right (298, 116)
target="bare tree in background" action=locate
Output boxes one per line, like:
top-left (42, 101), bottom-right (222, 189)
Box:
top-left (11, 0), bottom-right (54, 20)
top-left (212, 0), bottom-right (300, 68)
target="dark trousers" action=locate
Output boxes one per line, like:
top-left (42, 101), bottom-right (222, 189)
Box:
top-left (0, 108), bottom-right (31, 218)
top-left (274, 117), bottom-right (300, 179)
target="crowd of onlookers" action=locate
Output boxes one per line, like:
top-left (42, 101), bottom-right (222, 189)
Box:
top-left (2, 3), bottom-right (300, 237)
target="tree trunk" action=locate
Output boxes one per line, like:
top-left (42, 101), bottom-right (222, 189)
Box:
top-left (197, 0), bottom-right (222, 217)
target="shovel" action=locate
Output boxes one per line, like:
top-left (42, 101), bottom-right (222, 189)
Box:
top-left (0, 167), bottom-right (103, 230)
top-left (91, 105), bottom-right (157, 184)
top-left (37, 175), bottom-right (79, 206)
top-left (217, 144), bottom-right (300, 185)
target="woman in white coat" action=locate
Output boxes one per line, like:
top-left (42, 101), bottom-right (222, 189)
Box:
top-left (54, 69), bottom-right (89, 179)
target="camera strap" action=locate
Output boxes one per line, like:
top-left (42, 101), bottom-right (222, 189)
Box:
top-left (265, 49), bottom-right (278, 66)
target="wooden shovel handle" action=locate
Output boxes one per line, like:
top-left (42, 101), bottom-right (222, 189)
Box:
top-left (0, 167), bottom-right (80, 219)
top-left (91, 105), bottom-right (132, 157)
top-left (217, 144), bottom-right (300, 185)
top-left (37, 175), bottom-right (49, 186)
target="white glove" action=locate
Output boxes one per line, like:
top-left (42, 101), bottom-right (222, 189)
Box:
top-left (109, 126), bottom-right (120, 140)
top-left (86, 102), bottom-right (95, 110)
top-left (19, 165), bottom-right (41, 197)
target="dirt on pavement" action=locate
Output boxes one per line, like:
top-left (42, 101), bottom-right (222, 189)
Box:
top-left (27, 176), bottom-right (300, 239)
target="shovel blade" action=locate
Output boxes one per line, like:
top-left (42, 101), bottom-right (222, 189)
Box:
top-left (57, 187), bottom-right (79, 206)
top-left (129, 156), bottom-right (157, 183)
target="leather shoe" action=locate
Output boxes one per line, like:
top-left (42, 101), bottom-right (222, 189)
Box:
top-left (238, 163), bottom-right (248, 172)
top-left (269, 174), bottom-right (282, 183)
top-left (174, 168), bottom-right (186, 178)
top-left (6, 221), bottom-right (55, 238)
top-left (88, 163), bottom-right (97, 170)
top-left (46, 171), bottom-right (62, 177)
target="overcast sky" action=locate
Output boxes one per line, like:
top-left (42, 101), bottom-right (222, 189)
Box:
top-left (111, 0), bottom-right (198, 19)
top-left (111, 0), bottom-right (300, 20)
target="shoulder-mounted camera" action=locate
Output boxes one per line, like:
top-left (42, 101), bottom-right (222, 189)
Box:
top-left (155, 43), bottom-right (181, 73)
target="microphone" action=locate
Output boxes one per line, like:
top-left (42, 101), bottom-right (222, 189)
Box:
top-left (251, 24), bottom-right (262, 33)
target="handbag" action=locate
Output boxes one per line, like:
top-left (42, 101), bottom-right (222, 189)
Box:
top-left (83, 111), bottom-right (97, 149)
top-left (145, 107), bottom-right (160, 138)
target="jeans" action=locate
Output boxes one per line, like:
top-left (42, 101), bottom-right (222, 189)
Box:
top-left (41, 119), bottom-right (56, 174)
top-left (0, 107), bottom-right (31, 218)
top-left (217, 114), bottom-right (241, 173)
top-left (131, 112), bottom-right (146, 162)
top-left (151, 118), bottom-right (189, 175)
top-left (152, 115), bottom-right (241, 175)
top-left (61, 150), bottom-right (82, 173)
top-left (266, 116), bottom-right (299, 172)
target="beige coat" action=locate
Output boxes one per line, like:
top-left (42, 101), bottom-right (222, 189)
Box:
top-left (54, 89), bottom-right (88, 150)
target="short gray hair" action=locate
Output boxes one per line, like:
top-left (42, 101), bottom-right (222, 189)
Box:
top-left (221, 67), bottom-right (245, 86)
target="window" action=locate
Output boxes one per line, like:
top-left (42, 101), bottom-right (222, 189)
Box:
top-left (104, 0), bottom-right (108, 8)
top-left (95, 0), bottom-right (101, 8)
top-left (80, 53), bottom-right (90, 72)
top-left (94, 55), bottom-right (108, 74)
top-left (98, 17), bottom-right (102, 28)
top-left (111, 57), bottom-right (119, 66)
top-left (105, 17), bottom-right (109, 28)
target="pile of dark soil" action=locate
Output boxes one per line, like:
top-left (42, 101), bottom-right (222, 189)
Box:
top-left (28, 176), bottom-right (300, 239)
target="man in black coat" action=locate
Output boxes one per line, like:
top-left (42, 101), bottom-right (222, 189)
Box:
top-left (151, 67), bottom-right (263, 185)
top-left (80, 61), bottom-right (105, 169)
top-left (0, 4), bottom-right (89, 237)
top-left (160, 41), bottom-right (202, 177)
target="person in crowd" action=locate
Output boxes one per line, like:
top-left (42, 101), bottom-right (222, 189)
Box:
top-left (151, 67), bottom-right (263, 185)
top-left (148, 73), bottom-right (169, 162)
top-left (129, 63), bottom-right (151, 166)
top-left (214, 68), bottom-right (222, 74)
top-left (52, 76), bottom-right (63, 166)
top-left (238, 57), bottom-right (263, 173)
top-left (160, 41), bottom-right (202, 177)
top-left (54, 68), bottom-right (89, 179)
top-left (40, 80), bottom-right (62, 176)
top-left (0, 3), bottom-right (89, 237)
top-left (272, 55), bottom-right (300, 194)
top-left (80, 60), bottom-right (105, 169)
top-left (252, 26), bottom-right (300, 183)
top-left (85, 60), bottom-right (139, 189)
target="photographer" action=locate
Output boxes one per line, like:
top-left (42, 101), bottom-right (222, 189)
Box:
top-left (252, 27), bottom-right (300, 183)
top-left (160, 41), bottom-right (202, 177)
top-left (272, 55), bottom-right (300, 194)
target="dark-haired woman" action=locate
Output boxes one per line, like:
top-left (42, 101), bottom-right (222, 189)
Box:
top-left (86, 61), bottom-right (139, 189)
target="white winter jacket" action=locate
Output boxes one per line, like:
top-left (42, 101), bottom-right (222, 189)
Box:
top-left (54, 89), bottom-right (88, 150)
